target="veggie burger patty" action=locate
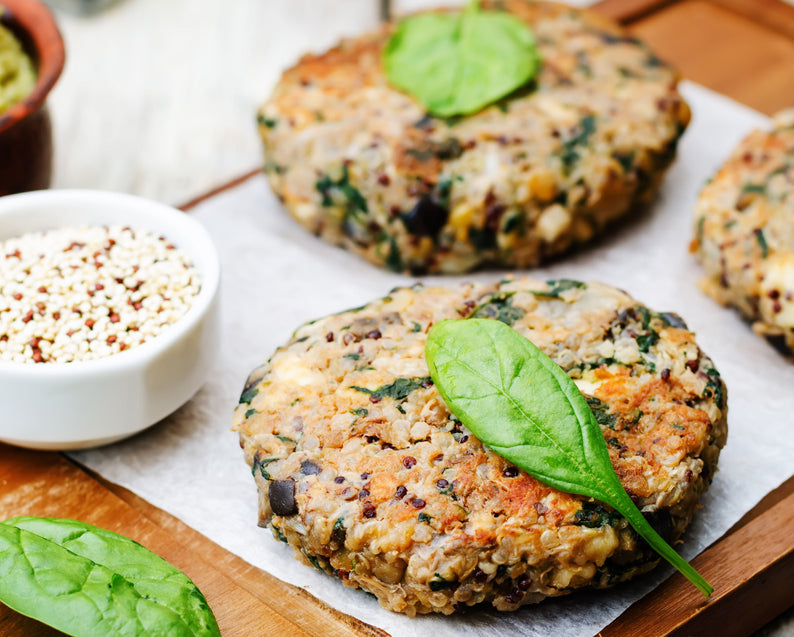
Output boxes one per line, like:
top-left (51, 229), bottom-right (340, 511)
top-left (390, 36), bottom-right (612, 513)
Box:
top-left (692, 109), bottom-right (794, 358)
top-left (257, 0), bottom-right (690, 274)
top-left (233, 278), bottom-right (727, 615)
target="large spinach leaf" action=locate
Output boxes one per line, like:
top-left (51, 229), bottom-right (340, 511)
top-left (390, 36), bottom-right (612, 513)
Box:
top-left (383, 1), bottom-right (540, 117)
top-left (0, 517), bottom-right (220, 636)
top-left (425, 318), bottom-right (712, 596)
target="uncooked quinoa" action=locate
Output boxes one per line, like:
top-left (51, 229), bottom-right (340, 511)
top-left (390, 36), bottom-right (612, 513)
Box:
top-left (0, 225), bottom-right (201, 363)
top-left (234, 278), bottom-right (727, 615)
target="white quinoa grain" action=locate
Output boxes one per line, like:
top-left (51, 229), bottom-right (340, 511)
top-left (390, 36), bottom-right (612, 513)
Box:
top-left (0, 225), bottom-right (201, 363)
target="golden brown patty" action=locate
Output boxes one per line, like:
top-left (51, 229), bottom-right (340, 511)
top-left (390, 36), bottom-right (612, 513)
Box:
top-left (257, 1), bottom-right (690, 274)
top-left (233, 278), bottom-right (726, 615)
top-left (692, 109), bottom-right (794, 359)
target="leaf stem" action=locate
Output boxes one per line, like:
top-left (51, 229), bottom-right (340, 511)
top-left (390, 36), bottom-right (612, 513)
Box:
top-left (615, 495), bottom-right (713, 597)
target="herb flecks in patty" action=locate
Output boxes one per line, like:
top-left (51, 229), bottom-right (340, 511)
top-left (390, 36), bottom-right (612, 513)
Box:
top-left (350, 377), bottom-right (433, 402)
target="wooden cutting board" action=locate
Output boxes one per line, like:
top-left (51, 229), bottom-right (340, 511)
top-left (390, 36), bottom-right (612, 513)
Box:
top-left (2, 0), bottom-right (794, 634)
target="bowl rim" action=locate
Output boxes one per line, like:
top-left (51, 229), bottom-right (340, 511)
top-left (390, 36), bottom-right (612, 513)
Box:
top-left (0, 188), bottom-right (221, 377)
top-left (0, 0), bottom-right (65, 134)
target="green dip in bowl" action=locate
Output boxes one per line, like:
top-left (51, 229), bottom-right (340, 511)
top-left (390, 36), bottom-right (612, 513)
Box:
top-left (0, 18), bottom-right (35, 115)
top-left (0, 0), bottom-right (64, 195)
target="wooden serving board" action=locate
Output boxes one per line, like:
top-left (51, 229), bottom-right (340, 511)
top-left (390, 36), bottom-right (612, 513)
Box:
top-left (2, 0), bottom-right (794, 634)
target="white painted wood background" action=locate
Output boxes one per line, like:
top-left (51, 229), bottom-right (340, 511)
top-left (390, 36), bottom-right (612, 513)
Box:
top-left (46, 0), bottom-right (466, 204)
top-left (46, 0), bottom-right (604, 205)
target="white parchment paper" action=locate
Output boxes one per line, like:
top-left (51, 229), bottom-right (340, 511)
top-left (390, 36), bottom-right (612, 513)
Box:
top-left (71, 82), bottom-right (794, 636)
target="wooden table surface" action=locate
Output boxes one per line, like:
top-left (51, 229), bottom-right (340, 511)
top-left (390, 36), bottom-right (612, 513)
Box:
top-left (5, 0), bottom-right (794, 635)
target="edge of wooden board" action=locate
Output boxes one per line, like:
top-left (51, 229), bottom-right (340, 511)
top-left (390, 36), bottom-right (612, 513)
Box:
top-left (78, 459), bottom-right (389, 637)
top-left (85, 442), bottom-right (794, 637)
top-left (601, 476), bottom-right (794, 636)
top-left (593, 0), bottom-right (794, 37)
top-left (179, 167), bottom-right (262, 212)
top-left (591, 0), bottom-right (677, 23)
top-left (0, 444), bottom-right (386, 637)
top-left (709, 0), bottom-right (794, 40)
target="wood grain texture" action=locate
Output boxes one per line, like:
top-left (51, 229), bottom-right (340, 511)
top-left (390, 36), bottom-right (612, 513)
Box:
top-left (627, 0), bottom-right (794, 115)
top-left (600, 477), bottom-right (794, 636)
top-left (0, 444), bottom-right (380, 636)
top-left (87, 467), bottom-right (389, 637)
top-left (711, 0), bottom-right (794, 40)
top-left (589, 0), bottom-right (677, 22)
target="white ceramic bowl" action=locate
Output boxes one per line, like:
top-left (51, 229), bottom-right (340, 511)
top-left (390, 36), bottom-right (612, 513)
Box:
top-left (0, 190), bottom-right (221, 449)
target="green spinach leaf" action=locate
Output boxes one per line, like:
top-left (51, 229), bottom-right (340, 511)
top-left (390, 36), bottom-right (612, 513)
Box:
top-left (383, 1), bottom-right (540, 117)
top-left (425, 319), bottom-right (712, 596)
top-left (0, 517), bottom-right (220, 636)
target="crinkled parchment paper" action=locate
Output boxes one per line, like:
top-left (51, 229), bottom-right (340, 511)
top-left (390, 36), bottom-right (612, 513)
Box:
top-left (71, 83), bottom-right (794, 636)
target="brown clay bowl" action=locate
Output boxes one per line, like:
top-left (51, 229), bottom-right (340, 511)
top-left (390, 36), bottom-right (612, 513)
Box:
top-left (0, 0), bottom-right (65, 196)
